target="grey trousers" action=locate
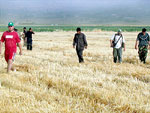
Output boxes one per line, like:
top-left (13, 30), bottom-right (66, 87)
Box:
top-left (113, 47), bottom-right (122, 63)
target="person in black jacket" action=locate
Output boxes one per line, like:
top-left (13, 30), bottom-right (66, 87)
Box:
top-left (26, 28), bottom-right (35, 50)
top-left (73, 28), bottom-right (88, 63)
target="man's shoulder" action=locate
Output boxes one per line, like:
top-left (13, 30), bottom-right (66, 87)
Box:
top-left (3, 31), bottom-right (8, 34)
top-left (113, 34), bottom-right (120, 38)
top-left (74, 33), bottom-right (78, 36)
top-left (12, 31), bottom-right (19, 36)
top-left (146, 33), bottom-right (149, 36)
top-left (113, 34), bottom-right (117, 36)
top-left (138, 32), bottom-right (149, 36)
top-left (81, 33), bottom-right (85, 36)
top-left (74, 33), bottom-right (85, 36)
top-left (27, 31), bottom-right (30, 33)
top-left (2, 31), bottom-right (10, 36)
top-left (138, 32), bottom-right (143, 36)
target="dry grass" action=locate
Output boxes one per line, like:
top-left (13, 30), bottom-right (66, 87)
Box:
top-left (0, 31), bottom-right (150, 113)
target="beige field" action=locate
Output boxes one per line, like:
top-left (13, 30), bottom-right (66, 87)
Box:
top-left (0, 31), bottom-right (150, 113)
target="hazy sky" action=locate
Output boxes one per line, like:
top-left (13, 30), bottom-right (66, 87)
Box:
top-left (0, 0), bottom-right (146, 10)
top-left (0, 0), bottom-right (143, 8)
top-left (0, 0), bottom-right (150, 25)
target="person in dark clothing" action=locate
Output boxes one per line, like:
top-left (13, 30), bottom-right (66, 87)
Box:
top-left (26, 28), bottom-right (35, 50)
top-left (135, 28), bottom-right (150, 63)
top-left (73, 28), bottom-right (88, 63)
top-left (23, 27), bottom-right (27, 46)
top-left (23, 27), bottom-right (26, 33)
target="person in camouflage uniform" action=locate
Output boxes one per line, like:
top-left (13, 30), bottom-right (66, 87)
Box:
top-left (135, 28), bottom-right (150, 64)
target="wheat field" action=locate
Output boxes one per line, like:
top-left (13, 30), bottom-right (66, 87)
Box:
top-left (0, 31), bottom-right (150, 113)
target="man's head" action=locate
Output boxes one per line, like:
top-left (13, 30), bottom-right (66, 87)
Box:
top-left (142, 28), bottom-right (146, 35)
top-left (24, 27), bottom-right (26, 30)
top-left (76, 27), bottom-right (81, 34)
top-left (8, 22), bottom-right (14, 32)
top-left (29, 28), bottom-right (32, 31)
top-left (118, 29), bottom-right (122, 35)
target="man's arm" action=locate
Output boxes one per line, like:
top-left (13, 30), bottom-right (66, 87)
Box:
top-left (110, 35), bottom-right (115, 47)
top-left (135, 34), bottom-right (139, 50)
top-left (83, 34), bottom-right (88, 49)
top-left (73, 35), bottom-right (76, 48)
top-left (110, 40), bottom-right (113, 47)
top-left (148, 41), bottom-right (150, 49)
top-left (17, 42), bottom-right (22, 55)
top-left (123, 36), bottom-right (126, 51)
top-left (147, 34), bottom-right (150, 49)
top-left (135, 40), bottom-right (139, 50)
top-left (123, 43), bottom-right (126, 51)
top-left (0, 41), bottom-right (3, 54)
top-left (0, 33), bottom-right (5, 54)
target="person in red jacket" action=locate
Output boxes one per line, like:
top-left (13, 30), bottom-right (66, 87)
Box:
top-left (0, 22), bottom-right (22, 73)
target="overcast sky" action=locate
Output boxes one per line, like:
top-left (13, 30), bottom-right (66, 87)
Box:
top-left (0, 0), bottom-right (150, 25)
top-left (0, 0), bottom-right (144, 10)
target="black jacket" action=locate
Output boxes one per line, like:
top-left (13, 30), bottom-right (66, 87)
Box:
top-left (26, 31), bottom-right (35, 43)
top-left (73, 33), bottom-right (88, 50)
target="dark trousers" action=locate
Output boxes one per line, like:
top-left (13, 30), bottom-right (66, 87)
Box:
top-left (76, 49), bottom-right (84, 63)
top-left (27, 42), bottom-right (32, 50)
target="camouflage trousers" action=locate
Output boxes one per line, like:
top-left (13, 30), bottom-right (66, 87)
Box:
top-left (138, 46), bottom-right (148, 63)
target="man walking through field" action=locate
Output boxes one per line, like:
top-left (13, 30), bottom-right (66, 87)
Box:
top-left (135, 28), bottom-right (150, 64)
top-left (0, 22), bottom-right (22, 73)
top-left (22, 27), bottom-right (27, 46)
top-left (110, 29), bottom-right (126, 63)
top-left (73, 28), bottom-right (88, 63)
top-left (26, 28), bottom-right (35, 50)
